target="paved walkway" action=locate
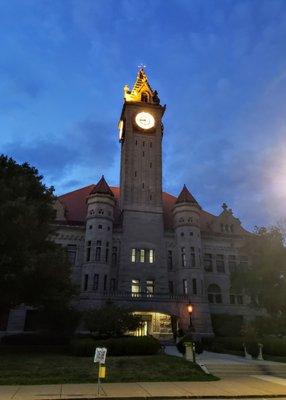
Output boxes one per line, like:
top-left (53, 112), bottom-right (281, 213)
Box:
top-left (1, 376), bottom-right (286, 399)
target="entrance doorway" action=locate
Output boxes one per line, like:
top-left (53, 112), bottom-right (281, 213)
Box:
top-left (132, 311), bottom-right (173, 339)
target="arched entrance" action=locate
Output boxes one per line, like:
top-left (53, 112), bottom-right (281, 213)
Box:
top-left (132, 311), bottom-right (177, 339)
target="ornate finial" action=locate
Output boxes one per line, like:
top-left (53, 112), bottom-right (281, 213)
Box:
top-left (222, 202), bottom-right (228, 211)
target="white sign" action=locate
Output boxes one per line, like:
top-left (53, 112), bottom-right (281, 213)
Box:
top-left (94, 347), bottom-right (107, 364)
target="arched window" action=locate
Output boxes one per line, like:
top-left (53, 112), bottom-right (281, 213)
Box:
top-left (208, 284), bottom-right (222, 303)
top-left (229, 287), bottom-right (243, 305)
top-left (141, 92), bottom-right (149, 102)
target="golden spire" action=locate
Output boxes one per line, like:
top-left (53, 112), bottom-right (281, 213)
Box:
top-left (124, 67), bottom-right (160, 104)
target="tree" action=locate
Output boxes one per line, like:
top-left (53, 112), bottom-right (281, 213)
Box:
top-left (0, 155), bottom-right (78, 322)
top-left (231, 226), bottom-right (286, 334)
top-left (84, 303), bottom-right (142, 337)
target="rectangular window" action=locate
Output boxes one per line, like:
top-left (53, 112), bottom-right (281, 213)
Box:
top-left (146, 280), bottom-right (154, 297)
top-left (168, 250), bottom-right (173, 269)
top-left (183, 279), bottom-right (188, 294)
top-left (169, 280), bottom-right (174, 294)
top-left (0, 311), bottom-right (9, 331)
top-left (95, 246), bottom-right (101, 261)
top-left (208, 293), bottom-right (214, 303)
top-left (131, 279), bottom-right (140, 297)
top-left (103, 275), bottom-right (107, 291)
top-left (237, 295), bottom-right (243, 305)
top-left (192, 278), bottom-right (197, 295)
top-left (140, 249), bottom-right (145, 263)
top-left (228, 255), bottom-right (237, 273)
top-left (105, 248), bottom-right (109, 263)
top-left (86, 241), bottom-right (91, 262)
top-left (181, 247), bottom-right (186, 267)
top-left (230, 294), bottom-right (235, 304)
top-left (149, 249), bottom-right (154, 263)
top-left (216, 254), bottom-right (225, 273)
top-left (93, 274), bottom-right (99, 291)
top-left (204, 253), bottom-right (213, 272)
top-left (215, 294), bottom-right (222, 303)
top-left (239, 255), bottom-right (248, 269)
top-left (112, 247), bottom-right (117, 266)
top-left (110, 278), bottom-right (116, 292)
top-left (67, 244), bottom-right (77, 265)
top-left (131, 248), bottom-right (136, 263)
top-left (96, 240), bottom-right (102, 246)
top-left (83, 274), bottom-right (88, 291)
top-left (190, 247), bottom-right (196, 267)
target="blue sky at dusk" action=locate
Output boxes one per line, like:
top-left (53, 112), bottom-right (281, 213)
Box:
top-left (1, 0), bottom-right (286, 230)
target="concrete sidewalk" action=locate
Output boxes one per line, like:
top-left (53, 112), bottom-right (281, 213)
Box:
top-left (1, 376), bottom-right (286, 400)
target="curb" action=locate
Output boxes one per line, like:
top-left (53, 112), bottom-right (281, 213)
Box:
top-left (58, 396), bottom-right (286, 400)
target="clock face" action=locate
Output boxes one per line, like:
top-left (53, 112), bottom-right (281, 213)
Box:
top-left (135, 112), bottom-right (155, 130)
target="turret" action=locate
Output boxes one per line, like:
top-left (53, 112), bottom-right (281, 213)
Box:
top-left (82, 176), bottom-right (115, 293)
top-left (173, 185), bottom-right (203, 294)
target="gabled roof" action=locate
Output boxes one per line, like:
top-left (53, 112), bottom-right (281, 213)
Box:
top-left (89, 176), bottom-right (114, 197)
top-left (175, 184), bottom-right (200, 207)
top-left (124, 68), bottom-right (160, 104)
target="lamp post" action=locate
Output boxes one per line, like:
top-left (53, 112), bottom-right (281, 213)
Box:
top-left (187, 304), bottom-right (194, 333)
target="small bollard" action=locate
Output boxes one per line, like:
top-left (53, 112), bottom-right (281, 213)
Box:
top-left (257, 343), bottom-right (264, 360)
top-left (185, 341), bottom-right (196, 363)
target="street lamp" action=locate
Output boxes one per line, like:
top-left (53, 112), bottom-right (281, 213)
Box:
top-left (187, 303), bottom-right (195, 333)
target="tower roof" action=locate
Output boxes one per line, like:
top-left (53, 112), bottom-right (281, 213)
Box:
top-left (124, 68), bottom-right (160, 104)
top-left (176, 184), bottom-right (200, 207)
top-left (89, 175), bottom-right (114, 197)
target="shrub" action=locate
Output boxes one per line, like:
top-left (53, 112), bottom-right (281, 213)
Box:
top-left (176, 335), bottom-right (204, 355)
top-left (211, 314), bottom-right (243, 337)
top-left (70, 336), bottom-right (161, 357)
top-left (1, 333), bottom-right (69, 346)
top-left (262, 337), bottom-right (286, 356)
top-left (84, 303), bottom-right (142, 337)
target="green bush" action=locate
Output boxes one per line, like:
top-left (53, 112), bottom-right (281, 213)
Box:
top-left (70, 336), bottom-right (161, 357)
top-left (211, 314), bottom-right (243, 337)
top-left (1, 334), bottom-right (69, 346)
top-left (262, 337), bottom-right (286, 356)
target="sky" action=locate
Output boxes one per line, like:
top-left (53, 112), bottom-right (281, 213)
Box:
top-left (1, 0), bottom-right (286, 230)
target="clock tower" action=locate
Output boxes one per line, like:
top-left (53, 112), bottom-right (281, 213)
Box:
top-left (119, 68), bottom-right (166, 213)
top-left (118, 68), bottom-right (168, 293)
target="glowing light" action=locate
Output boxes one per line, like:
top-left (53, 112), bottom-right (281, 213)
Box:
top-left (135, 112), bottom-right (155, 130)
top-left (187, 304), bottom-right (193, 314)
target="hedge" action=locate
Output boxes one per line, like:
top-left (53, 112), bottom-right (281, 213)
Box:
top-left (70, 336), bottom-right (162, 357)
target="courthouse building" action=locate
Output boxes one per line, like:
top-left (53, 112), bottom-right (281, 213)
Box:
top-left (3, 69), bottom-right (253, 337)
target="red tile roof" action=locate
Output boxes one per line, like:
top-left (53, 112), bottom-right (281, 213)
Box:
top-left (58, 184), bottom-right (216, 231)
top-left (176, 184), bottom-right (200, 207)
top-left (89, 176), bottom-right (114, 197)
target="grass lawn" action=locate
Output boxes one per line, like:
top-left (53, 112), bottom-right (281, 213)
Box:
top-left (0, 353), bottom-right (217, 385)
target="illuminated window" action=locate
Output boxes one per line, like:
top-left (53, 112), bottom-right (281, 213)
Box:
top-left (131, 279), bottom-right (140, 297)
top-left (141, 92), bottom-right (148, 102)
top-left (146, 280), bottom-right (154, 297)
top-left (190, 247), bottom-right (196, 267)
top-left (149, 249), bottom-right (154, 263)
top-left (131, 248), bottom-right (136, 263)
top-left (181, 247), bottom-right (186, 267)
top-left (140, 249), bottom-right (145, 263)
top-left (183, 279), bottom-right (188, 294)
top-left (208, 284), bottom-right (222, 303)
